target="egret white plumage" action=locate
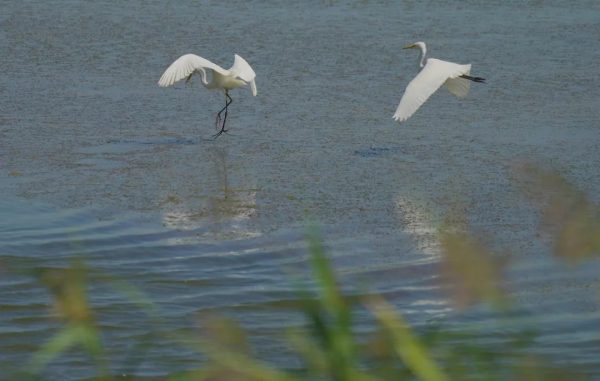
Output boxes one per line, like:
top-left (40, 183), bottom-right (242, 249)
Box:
top-left (158, 53), bottom-right (257, 138)
top-left (393, 42), bottom-right (485, 123)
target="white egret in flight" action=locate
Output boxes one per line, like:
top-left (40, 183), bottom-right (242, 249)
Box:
top-left (393, 42), bottom-right (485, 123)
top-left (158, 53), bottom-right (257, 138)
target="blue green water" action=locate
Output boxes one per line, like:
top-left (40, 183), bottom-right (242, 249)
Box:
top-left (1, 0), bottom-right (599, 378)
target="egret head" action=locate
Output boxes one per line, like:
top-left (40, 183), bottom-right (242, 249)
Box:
top-left (403, 41), bottom-right (426, 51)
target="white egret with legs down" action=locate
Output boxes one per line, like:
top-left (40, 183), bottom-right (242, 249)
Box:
top-left (158, 53), bottom-right (257, 138)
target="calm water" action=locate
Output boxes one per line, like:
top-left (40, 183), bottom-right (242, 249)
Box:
top-left (1, 0), bottom-right (599, 378)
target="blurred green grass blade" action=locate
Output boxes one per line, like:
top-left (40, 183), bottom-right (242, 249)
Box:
top-left (367, 297), bottom-right (450, 381)
top-left (306, 225), bottom-right (359, 379)
top-left (439, 227), bottom-right (509, 311)
top-left (288, 330), bottom-right (386, 381)
top-left (287, 330), bottom-right (329, 374)
top-left (28, 260), bottom-right (109, 378)
top-left (29, 324), bottom-right (105, 374)
top-left (101, 274), bottom-right (162, 319)
top-left (516, 163), bottom-right (600, 262)
top-left (306, 225), bottom-right (346, 319)
top-left (184, 338), bottom-right (302, 381)
top-left (29, 325), bottom-right (81, 372)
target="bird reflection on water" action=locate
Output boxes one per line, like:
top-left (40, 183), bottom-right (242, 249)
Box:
top-left (161, 147), bottom-right (259, 242)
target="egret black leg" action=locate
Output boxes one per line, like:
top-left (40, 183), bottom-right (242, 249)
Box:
top-left (215, 96), bottom-right (228, 131)
top-left (212, 91), bottom-right (233, 139)
top-left (222, 91), bottom-right (232, 128)
top-left (460, 74), bottom-right (486, 83)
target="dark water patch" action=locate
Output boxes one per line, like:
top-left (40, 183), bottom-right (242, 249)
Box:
top-left (76, 157), bottom-right (124, 169)
top-left (353, 146), bottom-right (397, 158)
top-left (77, 137), bottom-right (198, 156)
top-left (104, 137), bottom-right (198, 147)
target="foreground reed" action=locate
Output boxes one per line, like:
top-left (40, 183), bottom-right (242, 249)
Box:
top-left (10, 165), bottom-right (600, 380)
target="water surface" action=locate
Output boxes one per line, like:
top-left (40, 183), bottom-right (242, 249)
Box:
top-left (1, 0), bottom-right (599, 378)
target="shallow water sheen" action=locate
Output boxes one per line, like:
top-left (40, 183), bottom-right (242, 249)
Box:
top-left (1, 0), bottom-right (599, 378)
top-left (0, 197), bottom-right (443, 378)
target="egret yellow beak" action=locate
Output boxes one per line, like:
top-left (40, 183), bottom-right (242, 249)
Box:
top-left (402, 44), bottom-right (415, 49)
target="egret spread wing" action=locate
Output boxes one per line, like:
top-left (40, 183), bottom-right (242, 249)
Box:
top-left (393, 59), bottom-right (471, 122)
top-left (229, 54), bottom-right (257, 96)
top-left (445, 76), bottom-right (471, 98)
top-left (158, 54), bottom-right (229, 87)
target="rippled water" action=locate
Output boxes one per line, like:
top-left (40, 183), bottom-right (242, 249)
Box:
top-left (1, 0), bottom-right (599, 378)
